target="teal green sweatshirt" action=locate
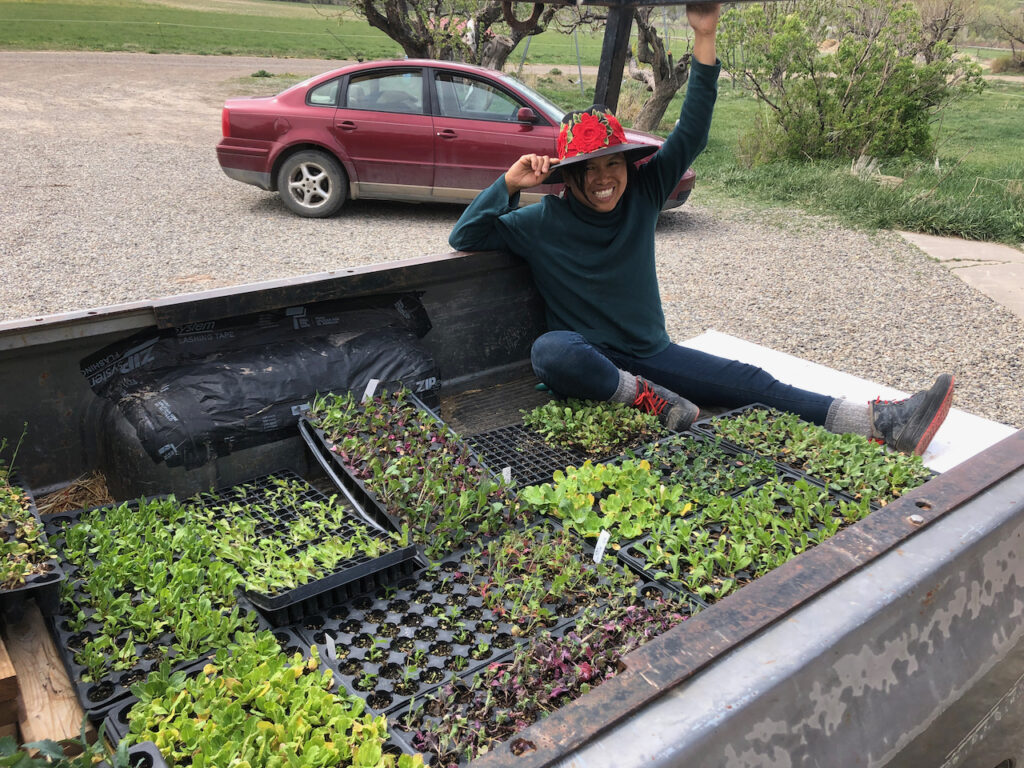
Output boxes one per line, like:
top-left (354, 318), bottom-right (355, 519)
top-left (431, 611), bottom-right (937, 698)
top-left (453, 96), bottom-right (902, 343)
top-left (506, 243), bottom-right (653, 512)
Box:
top-left (448, 59), bottom-right (721, 357)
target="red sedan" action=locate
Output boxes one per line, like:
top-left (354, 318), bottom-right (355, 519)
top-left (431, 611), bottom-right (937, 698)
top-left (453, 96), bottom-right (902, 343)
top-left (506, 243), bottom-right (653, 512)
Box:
top-left (217, 59), bottom-right (696, 218)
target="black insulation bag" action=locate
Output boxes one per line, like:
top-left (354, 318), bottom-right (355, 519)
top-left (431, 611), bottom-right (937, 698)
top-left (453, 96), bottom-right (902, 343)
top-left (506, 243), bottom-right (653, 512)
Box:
top-left (81, 294), bottom-right (439, 469)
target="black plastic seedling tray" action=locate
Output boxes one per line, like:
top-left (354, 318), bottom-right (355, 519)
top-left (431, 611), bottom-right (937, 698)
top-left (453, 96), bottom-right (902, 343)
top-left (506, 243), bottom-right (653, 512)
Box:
top-left (617, 478), bottom-right (867, 605)
top-left (100, 627), bottom-right (412, 761)
top-left (631, 432), bottom-right (780, 499)
top-left (42, 500), bottom-right (219, 718)
top-left (48, 606), bottom-right (232, 719)
top-left (530, 432), bottom-right (784, 551)
top-left (300, 417), bottom-right (411, 534)
top-left (253, 555), bottom-right (425, 627)
top-left (0, 473), bottom-right (66, 619)
top-left (46, 575), bottom-right (271, 718)
top-left (300, 391), bottom-right (516, 562)
top-left (297, 569), bottom-right (527, 715)
top-left (41, 474), bottom-right (381, 715)
top-left (467, 422), bottom-right (674, 488)
top-left (222, 470), bottom-right (421, 626)
top-left (299, 522), bottom-right (690, 716)
top-left (385, 580), bottom-right (696, 766)
top-left (691, 403), bottom-right (939, 508)
top-left (467, 424), bottom-right (590, 487)
top-left (102, 629), bottom-right (311, 744)
top-left (101, 629), bottom-right (311, 747)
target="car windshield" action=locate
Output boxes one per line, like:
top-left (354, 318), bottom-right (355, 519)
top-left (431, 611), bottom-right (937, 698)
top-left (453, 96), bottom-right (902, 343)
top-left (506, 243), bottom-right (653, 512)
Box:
top-left (498, 74), bottom-right (565, 123)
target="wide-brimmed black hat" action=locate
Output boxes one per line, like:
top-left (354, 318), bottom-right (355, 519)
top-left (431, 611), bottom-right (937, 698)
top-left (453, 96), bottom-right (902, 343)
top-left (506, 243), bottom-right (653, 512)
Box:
top-left (545, 104), bottom-right (657, 184)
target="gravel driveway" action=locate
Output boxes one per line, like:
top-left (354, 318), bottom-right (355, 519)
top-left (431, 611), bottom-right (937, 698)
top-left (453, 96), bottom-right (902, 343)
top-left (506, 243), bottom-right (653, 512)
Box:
top-left (2, 51), bottom-right (1021, 428)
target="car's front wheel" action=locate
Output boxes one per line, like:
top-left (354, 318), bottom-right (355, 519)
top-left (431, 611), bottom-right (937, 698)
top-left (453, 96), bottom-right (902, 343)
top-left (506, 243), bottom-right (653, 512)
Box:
top-left (277, 150), bottom-right (348, 218)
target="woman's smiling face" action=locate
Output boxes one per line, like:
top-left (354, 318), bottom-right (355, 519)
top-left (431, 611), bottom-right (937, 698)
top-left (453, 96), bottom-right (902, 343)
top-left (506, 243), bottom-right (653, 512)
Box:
top-left (567, 152), bottom-right (628, 213)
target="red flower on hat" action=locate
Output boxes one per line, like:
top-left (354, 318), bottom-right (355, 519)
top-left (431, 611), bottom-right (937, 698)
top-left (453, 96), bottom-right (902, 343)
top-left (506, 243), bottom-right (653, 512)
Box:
top-left (607, 114), bottom-right (627, 145)
top-left (572, 112), bottom-right (612, 154)
top-left (556, 127), bottom-right (568, 159)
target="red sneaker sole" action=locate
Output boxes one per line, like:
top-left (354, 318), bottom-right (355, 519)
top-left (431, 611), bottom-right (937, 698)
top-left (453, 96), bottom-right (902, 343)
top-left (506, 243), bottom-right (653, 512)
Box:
top-left (911, 376), bottom-right (955, 456)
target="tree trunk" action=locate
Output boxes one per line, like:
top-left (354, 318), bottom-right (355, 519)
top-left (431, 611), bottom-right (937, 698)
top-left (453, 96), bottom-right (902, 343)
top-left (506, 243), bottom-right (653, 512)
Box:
top-left (627, 9), bottom-right (691, 132)
top-left (632, 80), bottom-right (683, 132)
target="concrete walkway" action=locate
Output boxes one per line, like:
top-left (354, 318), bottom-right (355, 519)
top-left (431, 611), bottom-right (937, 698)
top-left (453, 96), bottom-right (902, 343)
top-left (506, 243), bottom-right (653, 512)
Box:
top-left (898, 232), bottom-right (1024, 322)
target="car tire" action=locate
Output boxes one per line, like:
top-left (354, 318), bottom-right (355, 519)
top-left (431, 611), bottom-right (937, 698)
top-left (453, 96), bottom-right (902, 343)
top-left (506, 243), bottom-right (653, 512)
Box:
top-left (277, 150), bottom-right (348, 218)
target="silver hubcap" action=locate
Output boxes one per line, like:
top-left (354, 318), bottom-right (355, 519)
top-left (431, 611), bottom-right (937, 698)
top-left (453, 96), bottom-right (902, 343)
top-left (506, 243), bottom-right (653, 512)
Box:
top-left (287, 161), bottom-right (331, 209)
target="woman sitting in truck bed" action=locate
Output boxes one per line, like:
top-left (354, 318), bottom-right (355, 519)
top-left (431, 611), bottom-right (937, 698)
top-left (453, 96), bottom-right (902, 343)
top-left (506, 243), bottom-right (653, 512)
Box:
top-left (448, 2), bottom-right (953, 456)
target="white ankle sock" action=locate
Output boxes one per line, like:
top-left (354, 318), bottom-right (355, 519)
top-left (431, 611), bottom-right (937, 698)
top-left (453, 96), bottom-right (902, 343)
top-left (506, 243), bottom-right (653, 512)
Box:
top-left (610, 369), bottom-right (638, 403)
top-left (824, 397), bottom-right (872, 437)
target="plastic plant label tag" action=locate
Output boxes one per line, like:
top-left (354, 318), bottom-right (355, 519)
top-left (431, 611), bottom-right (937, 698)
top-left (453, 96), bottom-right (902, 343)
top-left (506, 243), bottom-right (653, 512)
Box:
top-left (593, 530), bottom-right (610, 563)
top-left (502, 467), bottom-right (512, 484)
top-left (323, 633), bottom-right (338, 661)
top-left (361, 378), bottom-right (380, 404)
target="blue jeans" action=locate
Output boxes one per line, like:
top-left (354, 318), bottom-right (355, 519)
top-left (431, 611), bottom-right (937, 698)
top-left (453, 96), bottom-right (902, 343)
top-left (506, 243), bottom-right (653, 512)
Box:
top-left (530, 331), bottom-right (834, 425)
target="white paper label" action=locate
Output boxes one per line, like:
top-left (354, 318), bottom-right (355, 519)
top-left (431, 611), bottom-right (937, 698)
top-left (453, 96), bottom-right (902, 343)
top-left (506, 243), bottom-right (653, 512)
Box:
top-left (361, 378), bottom-right (380, 403)
top-left (593, 530), bottom-right (611, 563)
top-left (502, 467), bottom-right (512, 484)
top-left (323, 633), bottom-right (338, 661)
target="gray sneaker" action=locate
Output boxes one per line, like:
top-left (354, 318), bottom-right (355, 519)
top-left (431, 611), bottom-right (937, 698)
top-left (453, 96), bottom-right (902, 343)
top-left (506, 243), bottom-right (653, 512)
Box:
top-left (870, 374), bottom-right (955, 455)
top-left (632, 377), bottom-right (699, 431)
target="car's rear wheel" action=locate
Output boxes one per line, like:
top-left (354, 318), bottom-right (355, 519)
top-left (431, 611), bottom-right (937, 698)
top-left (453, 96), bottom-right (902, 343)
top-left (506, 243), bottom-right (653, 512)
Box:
top-left (277, 150), bottom-right (348, 218)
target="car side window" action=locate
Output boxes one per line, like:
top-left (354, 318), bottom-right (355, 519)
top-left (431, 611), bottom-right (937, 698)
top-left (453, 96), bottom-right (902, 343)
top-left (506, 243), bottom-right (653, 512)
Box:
top-left (434, 74), bottom-right (523, 122)
top-left (345, 71), bottom-right (424, 114)
top-left (307, 79), bottom-right (340, 107)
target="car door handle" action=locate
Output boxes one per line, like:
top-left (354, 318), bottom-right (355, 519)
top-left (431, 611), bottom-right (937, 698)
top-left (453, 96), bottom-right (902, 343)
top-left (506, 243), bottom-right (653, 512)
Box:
top-left (437, 129), bottom-right (457, 139)
top-left (337, 120), bottom-right (357, 131)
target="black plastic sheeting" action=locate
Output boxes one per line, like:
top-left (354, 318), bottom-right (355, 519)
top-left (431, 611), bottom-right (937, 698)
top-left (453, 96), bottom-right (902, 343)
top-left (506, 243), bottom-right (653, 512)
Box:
top-left (81, 294), bottom-right (439, 469)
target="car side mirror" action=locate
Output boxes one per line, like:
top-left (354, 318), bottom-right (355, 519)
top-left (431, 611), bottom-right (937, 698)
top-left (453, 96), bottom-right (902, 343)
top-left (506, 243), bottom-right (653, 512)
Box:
top-left (516, 107), bottom-right (538, 123)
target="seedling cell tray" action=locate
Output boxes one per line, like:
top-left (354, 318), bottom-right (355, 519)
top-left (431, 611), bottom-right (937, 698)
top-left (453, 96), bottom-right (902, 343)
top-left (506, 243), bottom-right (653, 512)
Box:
top-left (49, 609), bottom-right (220, 719)
top-left (617, 479), bottom-right (870, 605)
top-left (301, 392), bottom-right (514, 561)
top-left (300, 416), bottom-right (420, 534)
top-left (48, 587), bottom-right (270, 719)
top-left (467, 424), bottom-right (592, 487)
top-left (253, 555), bottom-right (424, 627)
top-left (100, 627), bottom-right (412, 760)
top-left (0, 473), bottom-right (66, 619)
top-left (95, 741), bottom-right (168, 768)
top-left (227, 470), bottom-right (421, 626)
top-left (629, 432), bottom-right (780, 499)
top-left (468, 422), bottom-right (673, 488)
top-left (300, 522), bottom-right (683, 716)
top-left (522, 432), bottom-right (783, 552)
top-left (102, 629), bottom-right (310, 745)
top-left (385, 580), bottom-right (696, 766)
top-left (691, 403), bottom-right (939, 508)
top-left (297, 569), bottom-right (526, 715)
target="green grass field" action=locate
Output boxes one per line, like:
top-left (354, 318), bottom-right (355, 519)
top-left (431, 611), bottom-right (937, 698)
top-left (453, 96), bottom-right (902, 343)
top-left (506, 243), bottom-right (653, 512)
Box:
top-left (2, 0), bottom-right (1021, 243)
top-left (0, 0), bottom-right (625, 61)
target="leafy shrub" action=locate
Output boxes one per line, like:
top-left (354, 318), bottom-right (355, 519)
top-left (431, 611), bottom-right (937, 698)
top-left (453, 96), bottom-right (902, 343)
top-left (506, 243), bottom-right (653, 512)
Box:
top-left (989, 55), bottom-right (1024, 74)
top-left (719, 0), bottom-right (984, 160)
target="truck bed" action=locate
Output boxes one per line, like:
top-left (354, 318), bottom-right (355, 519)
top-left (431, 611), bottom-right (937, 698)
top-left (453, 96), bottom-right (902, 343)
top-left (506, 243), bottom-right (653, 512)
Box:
top-left (1, 250), bottom-right (1022, 767)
